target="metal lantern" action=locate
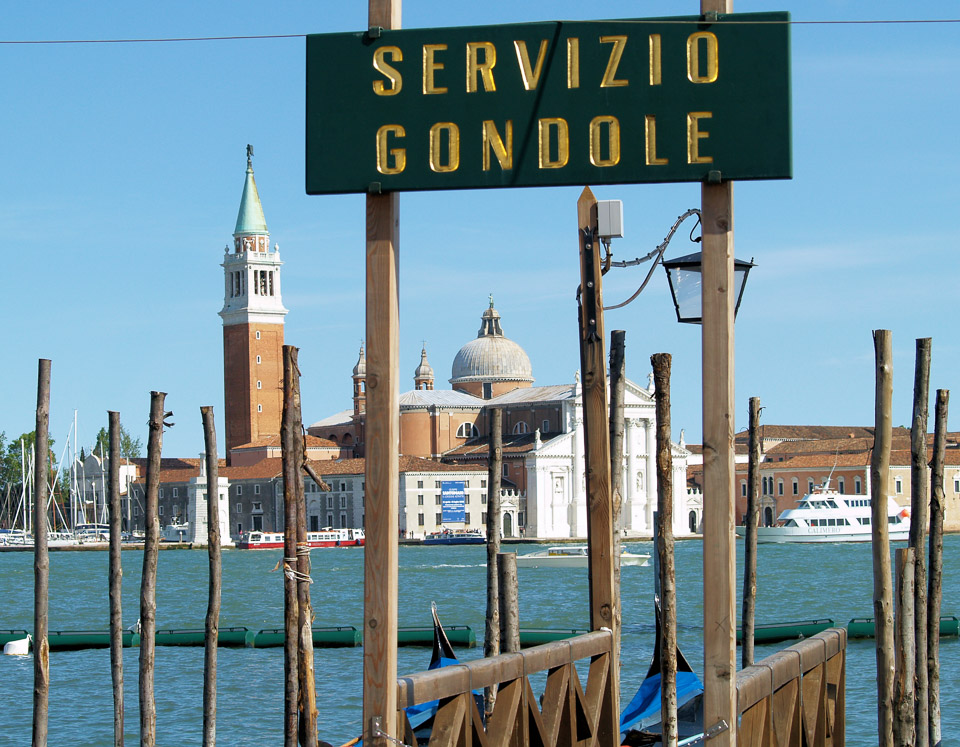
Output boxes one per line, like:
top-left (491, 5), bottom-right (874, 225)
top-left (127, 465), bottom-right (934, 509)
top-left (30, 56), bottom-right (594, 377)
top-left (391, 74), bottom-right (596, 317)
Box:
top-left (662, 251), bottom-right (755, 324)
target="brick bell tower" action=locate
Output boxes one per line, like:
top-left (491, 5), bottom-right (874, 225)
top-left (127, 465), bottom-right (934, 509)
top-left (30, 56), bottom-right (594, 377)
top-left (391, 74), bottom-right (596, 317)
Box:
top-left (220, 146), bottom-right (288, 462)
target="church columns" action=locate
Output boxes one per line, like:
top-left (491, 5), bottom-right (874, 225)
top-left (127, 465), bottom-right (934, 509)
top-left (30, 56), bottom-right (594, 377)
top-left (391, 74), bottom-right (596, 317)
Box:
top-left (644, 417), bottom-right (656, 532)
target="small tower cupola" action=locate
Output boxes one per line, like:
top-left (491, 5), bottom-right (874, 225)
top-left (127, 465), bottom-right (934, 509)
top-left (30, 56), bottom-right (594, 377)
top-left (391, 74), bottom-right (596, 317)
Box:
top-left (414, 344), bottom-right (435, 390)
top-left (353, 343), bottom-right (367, 416)
top-left (234, 144), bottom-right (269, 253)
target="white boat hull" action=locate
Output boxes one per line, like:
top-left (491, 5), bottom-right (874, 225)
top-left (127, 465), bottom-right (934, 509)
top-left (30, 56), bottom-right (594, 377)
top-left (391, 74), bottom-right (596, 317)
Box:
top-left (516, 549), bottom-right (650, 568)
top-left (736, 525), bottom-right (911, 544)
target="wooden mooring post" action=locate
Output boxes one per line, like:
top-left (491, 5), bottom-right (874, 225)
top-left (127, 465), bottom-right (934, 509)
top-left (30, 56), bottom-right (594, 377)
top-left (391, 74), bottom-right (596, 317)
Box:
top-left (140, 391), bottom-right (168, 747)
top-left (610, 330), bottom-right (626, 669)
top-left (498, 552), bottom-right (520, 654)
top-left (201, 406), bottom-right (221, 747)
top-left (909, 338), bottom-right (931, 747)
top-left (108, 410), bottom-right (124, 747)
top-left (33, 358), bottom-right (51, 747)
top-left (871, 329), bottom-right (895, 747)
top-left (652, 353), bottom-right (677, 747)
top-left (894, 547), bottom-right (916, 745)
top-left (484, 406), bottom-right (503, 716)
top-left (928, 388), bottom-right (949, 746)
top-left (576, 186), bottom-right (619, 744)
top-left (742, 397), bottom-right (761, 668)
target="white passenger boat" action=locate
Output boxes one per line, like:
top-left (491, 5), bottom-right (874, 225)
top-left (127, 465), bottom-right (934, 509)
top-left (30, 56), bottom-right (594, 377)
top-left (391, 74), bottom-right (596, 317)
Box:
top-left (736, 481), bottom-right (911, 543)
top-left (516, 545), bottom-right (651, 569)
top-left (238, 527), bottom-right (365, 549)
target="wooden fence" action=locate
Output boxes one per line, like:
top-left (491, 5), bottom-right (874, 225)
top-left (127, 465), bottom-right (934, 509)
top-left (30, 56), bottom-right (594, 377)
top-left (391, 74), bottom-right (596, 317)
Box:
top-left (393, 627), bottom-right (846, 747)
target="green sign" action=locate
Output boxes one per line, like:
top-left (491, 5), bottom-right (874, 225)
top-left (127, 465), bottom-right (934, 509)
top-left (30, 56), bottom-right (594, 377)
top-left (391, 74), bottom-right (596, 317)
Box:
top-left (306, 13), bottom-right (791, 194)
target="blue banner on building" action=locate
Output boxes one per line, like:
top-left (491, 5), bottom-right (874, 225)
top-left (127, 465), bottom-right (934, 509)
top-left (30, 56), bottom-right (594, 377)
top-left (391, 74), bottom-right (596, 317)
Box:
top-left (441, 481), bottom-right (466, 523)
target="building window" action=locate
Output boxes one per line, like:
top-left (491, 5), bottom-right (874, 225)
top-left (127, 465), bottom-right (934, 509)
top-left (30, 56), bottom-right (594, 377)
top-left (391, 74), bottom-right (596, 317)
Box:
top-left (838, 477), bottom-right (845, 494)
top-left (481, 479), bottom-right (486, 488)
top-left (417, 480), bottom-right (424, 489)
top-left (339, 496), bottom-right (346, 509)
top-left (740, 481), bottom-right (746, 498)
top-left (159, 505), bottom-right (164, 516)
top-left (481, 512), bottom-right (487, 524)
top-left (791, 479), bottom-right (798, 496)
top-left (465, 480), bottom-right (470, 488)
top-left (808, 479), bottom-right (814, 494)
top-left (252, 502), bottom-right (262, 513)
top-left (340, 512), bottom-right (347, 528)
top-left (159, 488), bottom-right (164, 499)
top-left (895, 477), bottom-right (903, 494)
top-left (236, 485), bottom-right (243, 495)
top-left (481, 493), bottom-right (487, 504)
top-left (340, 482), bottom-right (346, 491)
top-left (465, 495), bottom-right (470, 505)
top-left (435, 481), bottom-right (441, 488)
top-left (512, 421), bottom-right (529, 434)
top-left (465, 512), bottom-right (471, 524)
top-left (418, 513), bottom-right (425, 526)
top-left (257, 380), bottom-right (262, 390)
top-left (777, 479), bottom-right (784, 496)
top-left (327, 514), bottom-right (333, 526)
top-left (172, 487), bottom-right (179, 498)
top-left (254, 484), bottom-right (261, 495)
top-left (435, 513), bottom-right (443, 524)
top-left (257, 404), bottom-right (262, 413)
top-left (456, 422), bottom-right (479, 438)
top-left (503, 464), bottom-right (509, 477)
top-left (855, 477), bottom-right (863, 494)
top-left (435, 495), bottom-right (442, 505)
top-left (257, 355), bottom-right (261, 364)
top-left (236, 503), bottom-right (242, 514)
top-left (256, 330), bottom-right (261, 340)
top-left (237, 522), bottom-right (243, 534)
top-left (252, 515), bottom-right (263, 531)
top-left (483, 382), bottom-right (492, 399)
top-left (417, 494), bottom-right (424, 506)
top-left (542, 419), bottom-right (550, 433)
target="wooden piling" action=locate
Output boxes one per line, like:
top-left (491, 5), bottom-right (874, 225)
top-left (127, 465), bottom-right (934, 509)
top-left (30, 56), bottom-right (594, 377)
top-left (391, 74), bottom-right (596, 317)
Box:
top-left (910, 338), bottom-right (931, 747)
top-left (894, 548), bottom-right (916, 746)
top-left (497, 552), bottom-right (520, 654)
top-left (32, 359), bottom-right (51, 747)
top-left (576, 186), bottom-right (619, 744)
top-left (484, 406), bottom-right (503, 716)
top-left (651, 353), bottom-right (677, 747)
top-left (201, 406), bottom-right (221, 747)
top-left (742, 397), bottom-right (761, 668)
top-left (927, 389), bottom-right (949, 746)
top-left (871, 329), bottom-right (895, 747)
top-left (139, 391), bottom-right (167, 747)
top-left (108, 410), bottom-right (124, 747)
top-left (281, 347), bottom-right (301, 747)
top-left (610, 330), bottom-right (626, 669)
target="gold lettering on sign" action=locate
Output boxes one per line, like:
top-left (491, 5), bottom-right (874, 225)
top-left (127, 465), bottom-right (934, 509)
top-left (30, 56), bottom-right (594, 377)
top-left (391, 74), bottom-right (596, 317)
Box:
top-left (600, 35), bottom-right (629, 87)
top-left (514, 40), bottom-right (548, 90)
top-left (567, 38), bottom-right (580, 88)
top-left (686, 112), bottom-right (713, 163)
top-left (589, 116), bottom-right (620, 167)
top-left (686, 32), bottom-right (719, 83)
top-left (423, 44), bottom-right (448, 94)
top-left (429, 122), bottom-right (460, 172)
top-left (467, 42), bottom-right (497, 92)
top-left (648, 35), bottom-right (662, 86)
top-left (376, 125), bottom-right (406, 174)
top-left (372, 46), bottom-right (403, 96)
top-left (482, 120), bottom-right (514, 171)
top-left (538, 118), bottom-right (569, 169)
top-left (644, 115), bottom-right (668, 165)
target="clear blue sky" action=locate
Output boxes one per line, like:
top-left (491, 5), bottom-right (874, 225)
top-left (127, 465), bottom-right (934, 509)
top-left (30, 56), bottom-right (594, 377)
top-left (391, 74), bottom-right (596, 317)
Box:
top-left (3, 2), bottom-right (957, 460)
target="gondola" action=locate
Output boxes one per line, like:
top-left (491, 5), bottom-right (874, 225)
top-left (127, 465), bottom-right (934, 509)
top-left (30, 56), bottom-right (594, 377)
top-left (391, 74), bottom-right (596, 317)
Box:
top-left (620, 600), bottom-right (705, 746)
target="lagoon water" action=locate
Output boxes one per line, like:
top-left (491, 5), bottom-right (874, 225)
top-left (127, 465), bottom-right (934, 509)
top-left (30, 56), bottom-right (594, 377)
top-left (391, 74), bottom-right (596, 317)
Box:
top-left (1, 537), bottom-right (957, 746)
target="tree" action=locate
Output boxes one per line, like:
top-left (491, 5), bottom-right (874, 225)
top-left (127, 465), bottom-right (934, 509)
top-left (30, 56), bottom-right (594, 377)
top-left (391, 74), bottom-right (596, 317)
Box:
top-left (92, 423), bottom-right (143, 460)
top-left (0, 431), bottom-right (57, 488)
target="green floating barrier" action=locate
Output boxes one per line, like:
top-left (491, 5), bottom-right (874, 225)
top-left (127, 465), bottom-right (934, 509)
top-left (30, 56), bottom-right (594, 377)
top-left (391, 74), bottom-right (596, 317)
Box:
top-left (519, 629), bottom-right (586, 647)
top-left (736, 619), bottom-right (835, 645)
top-left (0, 629), bottom-right (30, 647)
top-left (154, 627), bottom-right (255, 647)
top-left (847, 615), bottom-right (959, 639)
top-left (47, 630), bottom-right (139, 651)
top-left (397, 625), bottom-right (475, 648)
top-left (253, 626), bottom-right (361, 648)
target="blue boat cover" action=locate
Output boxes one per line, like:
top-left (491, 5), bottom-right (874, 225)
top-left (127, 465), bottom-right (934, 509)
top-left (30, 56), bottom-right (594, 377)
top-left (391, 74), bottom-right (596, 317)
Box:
top-left (619, 670), bottom-right (704, 734)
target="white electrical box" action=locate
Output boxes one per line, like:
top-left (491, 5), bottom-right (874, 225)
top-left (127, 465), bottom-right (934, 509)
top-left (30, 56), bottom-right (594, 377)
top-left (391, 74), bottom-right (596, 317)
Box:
top-left (597, 200), bottom-right (624, 240)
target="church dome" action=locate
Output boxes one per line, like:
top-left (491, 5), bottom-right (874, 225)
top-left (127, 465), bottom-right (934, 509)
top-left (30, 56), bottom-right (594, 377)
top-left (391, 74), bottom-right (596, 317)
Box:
top-left (450, 300), bottom-right (533, 385)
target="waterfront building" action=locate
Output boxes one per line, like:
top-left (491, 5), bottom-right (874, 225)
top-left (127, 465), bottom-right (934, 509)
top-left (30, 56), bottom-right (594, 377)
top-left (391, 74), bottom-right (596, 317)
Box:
top-left (309, 299), bottom-right (695, 540)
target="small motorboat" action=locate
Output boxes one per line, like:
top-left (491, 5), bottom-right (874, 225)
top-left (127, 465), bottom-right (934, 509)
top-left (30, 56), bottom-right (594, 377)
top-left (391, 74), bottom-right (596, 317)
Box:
top-left (516, 545), bottom-right (650, 568)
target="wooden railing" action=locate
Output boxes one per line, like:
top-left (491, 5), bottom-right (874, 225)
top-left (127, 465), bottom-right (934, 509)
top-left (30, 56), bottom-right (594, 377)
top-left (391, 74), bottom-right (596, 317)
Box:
top-left (736, 627), bottom-right (846, 746)
top-left (395, 630), bottom-right (616, 747)
top-left (394, 627), bottom-right (846, 747)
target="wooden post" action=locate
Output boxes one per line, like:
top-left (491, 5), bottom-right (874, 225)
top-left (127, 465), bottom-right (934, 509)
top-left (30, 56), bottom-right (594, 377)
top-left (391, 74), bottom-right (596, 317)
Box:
top-left (927, 389), bottom-right (949, 746)
top-left (576, 186), bottom-right (619, 743)
top-left (871, 329), bottom-right (895, 747)
top-left (363, 1), bottom-right (400, 741)
top-left (484, 406), bottom-right (503, 716)
top-left (700, 177), bottom-right (737, 745)
top-left (33, 358), bottom-right (51, 747)
top-left (909, 338), bottom-right (931, 747)
top-left (108, 410), bottom-right (124, 747)
top-left (497, 552), bottom-right (520, 654)
top-left (742, 397), bottom-right (761, 668)
top-left (609, 330), bottom-right (626, 669)
top-left (894, 548), bottom-right (916, 746)
top-left (201, 406), bottom-right (221, 747)
top-left (652, 353), bottom-right (677, 747)
top-left (139, 391), bottom-right (167, 747)
top-left (282, 347), bottom-right (301, 747)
